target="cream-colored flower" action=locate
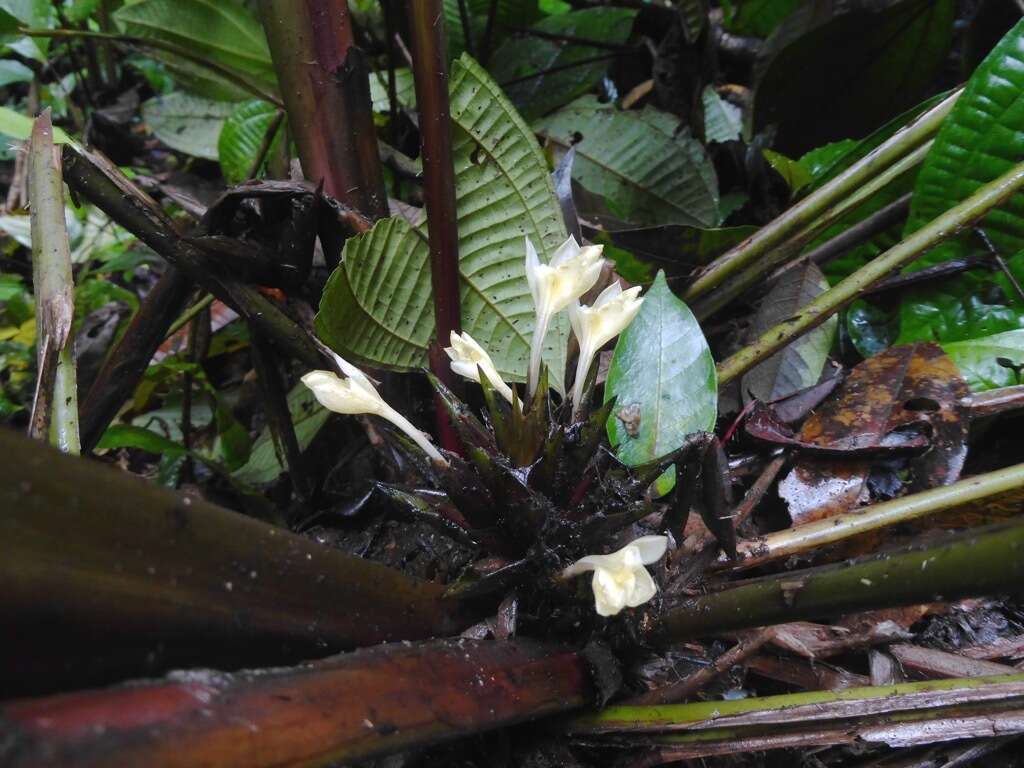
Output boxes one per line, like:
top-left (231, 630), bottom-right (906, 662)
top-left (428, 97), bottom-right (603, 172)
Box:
top-left (302, 352), bottom-right (446, 465)
top-left (444, 331), bottom-right (515, 404)
top-left (569, 282), bottom-right (644, 415)
top-left (525, 235), bottom-right (603, 396)
top-left (562, 535), bottom-right (667, 617)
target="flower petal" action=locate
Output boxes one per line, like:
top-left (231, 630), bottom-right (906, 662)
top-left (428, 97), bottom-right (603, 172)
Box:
top-left (624, 565), bottom-right (658, 608)
top-left (562, 552), bottom-right (617, 578)
top-left (592, 568), bottom-right (628, 617)
top-left (631, 535), bottom-right (669, 565)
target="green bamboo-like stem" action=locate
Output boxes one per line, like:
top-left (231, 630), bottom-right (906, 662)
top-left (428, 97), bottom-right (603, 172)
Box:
top-left (80, 269), bottom-right (193, 452)
top-left (683, 91), bottom-right (959, 303)
top-left (21, 28), bottom-right (281, 106)
top-left (649, 519), bottom-right (1024, 643)
top-left (569, 674), bottom-right (1024, 760)
top-left (27, 110), bottom-right (80, 455)
top-left (726, 461), bottom-right (1024, 571)
top-left (258, 0), bottom-right (388, 218)
top-left (0, 428), bottom-right (469, 694)
top-left (2, 639), bottom-right (590, 767)
top-left (717, 158), bottom-right (1024, 386)
top-left (692, 141), bottom-right (930, 319)
top-left (408, 0), bottom-right (463, 452)
top-left (61, 143), bottom-right (323, 370)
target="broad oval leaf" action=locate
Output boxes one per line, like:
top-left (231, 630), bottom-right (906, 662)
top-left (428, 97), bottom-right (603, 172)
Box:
top-left (488, 7), bottom-right (638, 120)
top-left (604, 271), bottom-right (717, 466)
top-left (114, 0), bottom-right (276, 99)
top-left (316, 55), bottom-right (570, 390)
top-left (536, 96), bottom-right (720, 227)
top-left (740, 261), bottom-right (836, 404)
top-left (898, 20), bottom-right (1024, 345)
top-left (218, 99), bottom-right (279, 183)
top-left (702, 85), bottom-right (743, 144)
top-left (141, 92), bottom-right (235, 159)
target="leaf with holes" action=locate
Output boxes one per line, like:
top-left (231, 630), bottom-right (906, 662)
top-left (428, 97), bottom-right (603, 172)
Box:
top-left (142, 92), bottom-right (235, 159)
top-left (536, 96), bottom-right (719, 227)
top-left (740, 261), bottom-right (836, 405)
top-left (604, 271), bottom-right (717, 466)
top-left (218, 99), bottom-right (279, 183)
top-left (315, 55), bottom-right (570, 390)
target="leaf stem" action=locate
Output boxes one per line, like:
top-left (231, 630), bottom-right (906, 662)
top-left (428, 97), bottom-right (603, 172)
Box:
top-left (684, 90), bottom-right (960, 303)
top-left (717, 158), bottom-right (1024, 386)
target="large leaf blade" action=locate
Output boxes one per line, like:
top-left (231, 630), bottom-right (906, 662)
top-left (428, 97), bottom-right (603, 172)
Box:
top-left (141, 92), bottom-right (235, 159)
top-left (604, 271), bottom-right (717, 465)
top-left (316, 55), bottom-right (570, 388)
top-left (536, 96), bottom-right (719, 227)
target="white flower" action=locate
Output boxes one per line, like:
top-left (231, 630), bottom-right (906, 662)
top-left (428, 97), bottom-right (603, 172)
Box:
top-left (562, 535), bottom-right (668, 617)
top-left (569, 282), bottom-right (644, 415)
top-left (525, 235), bottom-right (603, 396)
top-left (302, 352), bottom-right (447, 465)
top-left (444, 331), bottom-right (515, 404)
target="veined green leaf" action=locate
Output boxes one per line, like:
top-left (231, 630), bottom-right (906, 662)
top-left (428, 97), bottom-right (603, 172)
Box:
top-left (536, 96), bottom-right (719, 227)
top-left (605, 271), bottom-right (717, 466)
top-left (369, 67), bottom-right (417, 113)
top-left (0, 106), bottom-right (71, 143)
top-left (218, 99), bottom-right (279, 183)
top-left (142, 92), bottom-right (235, 159)
top-left (316, 55), bottom-right (571, 390)
top-left (702, 85), bottom-right (743, 144)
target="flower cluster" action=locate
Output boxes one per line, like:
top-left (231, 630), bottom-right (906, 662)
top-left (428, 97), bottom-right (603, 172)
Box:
top-left (302, 235), bottom-right (657, 615)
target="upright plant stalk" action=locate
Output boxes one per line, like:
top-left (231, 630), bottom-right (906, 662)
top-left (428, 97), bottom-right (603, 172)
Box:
top-left (649, 519), bottom-right (1024, 643)
top-left (727, 461), bottom-right (1024, 571)
top-left (27, 111), bottom-right (79, 455)
top-left (408, 0), bottom-right (463, 451)
top-left (717, 159), bottom-right (1024, 386)
top-left (683, 90), bottom-right (960, 303)
top-left (258, 0), bottom-right (388, 219)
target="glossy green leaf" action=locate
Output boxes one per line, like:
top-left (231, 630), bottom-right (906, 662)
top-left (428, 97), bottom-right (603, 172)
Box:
top-left (899, 21), bottom-right (1024, 343)
top-left (233, 385), bottom-right (329, 485)
top-left (218, 99), bottom-right (279, 183)
top-left (943, 329), bottom-right (1024, 391)
top-left (141, 92), bottom-right (235, 159)
top-left (702, 85), bottom-right (743, 144)
top-left (754, 0), bottom-right (955, 154)
top-left (0, 59), bottom-right (32, 87)
top-left (97, 424), bottom-right (187, 456)
top-left (489, 8), bottom-right (637, 120)
top-left (605, 271), bottom-right (717, 466)
top-left (443, 0), bottom-right (543, 60)
top-left (536, 96), bottom-right (719, 227)
top-left (762, 148), bottom-right (811, 193)
top-left (316, 55), bottom-right (571, 390)
top-left (740, 261), bottom-right (836, 404)
top-left (369, 67), bottom-right (416, 113)
top-left (114, 0), bottom-right (276, 99)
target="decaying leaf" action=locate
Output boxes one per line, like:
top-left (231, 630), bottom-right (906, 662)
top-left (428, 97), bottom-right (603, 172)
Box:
top-left (779, 343), bottom-right (969, 524)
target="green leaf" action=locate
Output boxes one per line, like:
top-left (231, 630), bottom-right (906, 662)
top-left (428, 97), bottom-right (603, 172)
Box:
top-left (316, 54), bottom-right (571, 390)
top-left (604, 271), bottom-right (717, 466)
top-left (740, 261), bottom-right (836, 404)
top-left (488, 7), bottom-right (637, 120)
top-left (754, 0), bottom-right (955, 154)
top-left (97, 424), bottom-right (187, 456)
top-left (369, 67), bottom-right (416, 113)
top-left (233, 384), bottom-right (330, 485)
top-left (141, 92), bottom-right (235, 159)
top-left (114, 0), bottom-right (276, 99)
top-left (536, 96), bottom-right (719, 227)
top-left (0, 59), bottom-right (32, 87)
top-left (721, 0), bottom-right (799, 37)
top-left (702, 85), bottom-right (743, 144)
top-left (903, 18), bottom-right (1024, 268)
top-left (217, 99), bottom-right (278, 183)
top-left (0, 106), bottom-right (71, 143)
top-left (762, 148), bottom-right (812, 193)
top-left (443, 0), bottom-right (543, 60)
top-left (899, 21), bottom-right (1024, 344)
top-left (943, 329), bottom-right (1024, 391)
